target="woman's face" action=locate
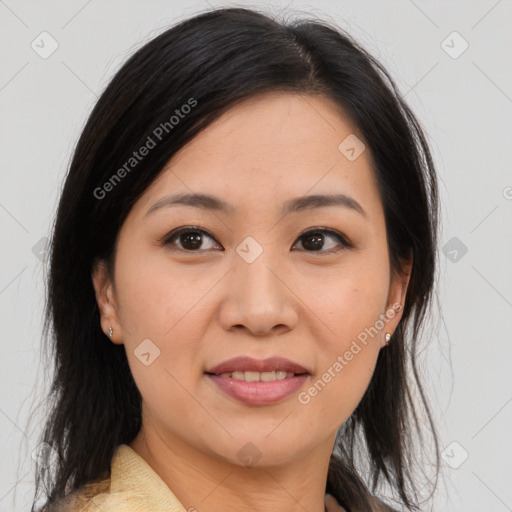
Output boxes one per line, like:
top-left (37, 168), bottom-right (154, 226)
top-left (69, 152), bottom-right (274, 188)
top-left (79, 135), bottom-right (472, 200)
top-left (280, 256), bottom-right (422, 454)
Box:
top-left (93, 92), bottom-right (410, 467)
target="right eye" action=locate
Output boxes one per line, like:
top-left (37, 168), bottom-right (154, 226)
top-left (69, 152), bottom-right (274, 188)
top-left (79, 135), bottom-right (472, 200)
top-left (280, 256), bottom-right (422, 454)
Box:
top-left (161, 226), bottom-right (223, 252)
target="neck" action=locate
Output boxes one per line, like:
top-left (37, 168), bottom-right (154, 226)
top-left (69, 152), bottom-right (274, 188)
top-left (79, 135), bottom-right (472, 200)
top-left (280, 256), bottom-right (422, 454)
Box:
top-left (130, 425), bottom-right (337, 512)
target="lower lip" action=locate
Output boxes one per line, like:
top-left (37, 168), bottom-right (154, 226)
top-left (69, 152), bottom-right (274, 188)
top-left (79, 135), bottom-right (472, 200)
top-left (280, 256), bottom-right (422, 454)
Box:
top-left (206, 374), bottom-right (309, 405)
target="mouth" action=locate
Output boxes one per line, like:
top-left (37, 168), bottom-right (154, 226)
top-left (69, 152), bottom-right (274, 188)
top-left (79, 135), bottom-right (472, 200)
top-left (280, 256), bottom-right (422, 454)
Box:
top-left (204, 370), bottom-right (307, 382)
top-left (204, 356), bottom-right (311, 405)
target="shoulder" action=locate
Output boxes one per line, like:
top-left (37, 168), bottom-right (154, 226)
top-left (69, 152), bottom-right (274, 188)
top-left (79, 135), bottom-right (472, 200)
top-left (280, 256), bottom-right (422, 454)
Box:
top-left (43, 478), bottom-right (111, 512)
top-left (42, 444), bottom-right (188, 512)
top-left (42, 483), bottom-right (161, 512)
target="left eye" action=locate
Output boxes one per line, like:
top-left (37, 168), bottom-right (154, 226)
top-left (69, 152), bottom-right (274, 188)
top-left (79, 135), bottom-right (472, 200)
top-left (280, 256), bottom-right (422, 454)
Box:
top-left (292, 228), bottom-right (352, 253)
top-left (161, 227), bottom-right (351, 253)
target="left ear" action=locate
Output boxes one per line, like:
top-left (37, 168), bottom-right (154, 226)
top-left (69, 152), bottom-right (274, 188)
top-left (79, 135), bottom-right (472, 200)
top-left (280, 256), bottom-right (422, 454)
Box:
top-left (380, 254), bottom-right (413, 348)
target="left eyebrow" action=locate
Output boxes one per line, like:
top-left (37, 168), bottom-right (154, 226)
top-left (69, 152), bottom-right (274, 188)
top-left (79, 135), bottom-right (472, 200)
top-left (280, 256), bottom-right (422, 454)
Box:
top-left (282, 193), bottom-right (366, 217)
top-left (144, 192), bottom-right (366, 218)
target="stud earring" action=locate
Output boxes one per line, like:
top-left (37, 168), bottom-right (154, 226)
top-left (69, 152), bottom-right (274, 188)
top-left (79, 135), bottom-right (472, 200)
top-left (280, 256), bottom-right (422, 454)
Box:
top-left (108, 327), bottom-right (113, 340)
top-left (385, 332), bottom-right (391, 346)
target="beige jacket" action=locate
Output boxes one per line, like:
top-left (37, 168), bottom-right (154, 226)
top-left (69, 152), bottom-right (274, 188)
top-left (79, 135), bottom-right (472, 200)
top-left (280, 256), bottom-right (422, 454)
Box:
top-left (47, 444), bottom-right (347, 512)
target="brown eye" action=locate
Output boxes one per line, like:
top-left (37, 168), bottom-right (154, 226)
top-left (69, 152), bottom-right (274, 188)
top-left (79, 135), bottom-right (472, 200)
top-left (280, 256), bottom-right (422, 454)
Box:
top-left (162, 227), bottom-right (222, 252)
top-left (293, 229), bottom-right (351, 253)
top-left (177, 231), bottom-right (203, 250)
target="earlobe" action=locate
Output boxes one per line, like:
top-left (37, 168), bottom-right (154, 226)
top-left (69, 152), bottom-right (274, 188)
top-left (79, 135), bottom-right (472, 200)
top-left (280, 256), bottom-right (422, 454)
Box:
top-left (91, 260), bottom-right (122, 344)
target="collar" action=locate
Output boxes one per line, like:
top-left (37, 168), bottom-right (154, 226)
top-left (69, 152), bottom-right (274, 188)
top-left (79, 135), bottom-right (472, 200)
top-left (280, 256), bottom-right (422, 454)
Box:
top-left (107, 443), bottom-right (187, 511)
top-left (83, 444), bottom-right (344, 512)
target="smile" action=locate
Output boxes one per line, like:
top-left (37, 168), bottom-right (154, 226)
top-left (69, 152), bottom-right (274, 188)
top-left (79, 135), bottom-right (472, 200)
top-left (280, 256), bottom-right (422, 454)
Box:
top-left (210, 370), bottom-right (300, 382)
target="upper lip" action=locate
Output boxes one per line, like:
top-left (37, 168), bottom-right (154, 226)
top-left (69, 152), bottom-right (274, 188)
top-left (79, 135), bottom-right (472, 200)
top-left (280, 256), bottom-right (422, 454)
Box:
top-left (206, 356), bottom-right (310, 375)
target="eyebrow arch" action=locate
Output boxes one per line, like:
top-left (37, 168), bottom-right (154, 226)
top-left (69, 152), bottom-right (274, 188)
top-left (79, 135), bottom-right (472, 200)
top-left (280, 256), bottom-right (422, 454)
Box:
top-left (283, 193), bottom-right (366, 217)
top-left (144, 192), bottom-right (366, 218)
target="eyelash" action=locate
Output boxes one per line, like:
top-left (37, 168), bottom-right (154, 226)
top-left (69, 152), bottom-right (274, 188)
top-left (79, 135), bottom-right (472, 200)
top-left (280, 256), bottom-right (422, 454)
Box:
top-left (160, 226), bottom-right (353, 255)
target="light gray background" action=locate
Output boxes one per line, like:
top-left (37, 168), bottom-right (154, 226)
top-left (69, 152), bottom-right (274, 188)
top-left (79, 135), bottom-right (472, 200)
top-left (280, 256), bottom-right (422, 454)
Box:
top-left (1, 1), bottom-right (511, 511)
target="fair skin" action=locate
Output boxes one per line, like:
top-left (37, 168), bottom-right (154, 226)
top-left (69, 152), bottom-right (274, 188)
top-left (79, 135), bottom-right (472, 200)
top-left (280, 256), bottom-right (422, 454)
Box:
top-left (92, 92), bottom-right (411, 512)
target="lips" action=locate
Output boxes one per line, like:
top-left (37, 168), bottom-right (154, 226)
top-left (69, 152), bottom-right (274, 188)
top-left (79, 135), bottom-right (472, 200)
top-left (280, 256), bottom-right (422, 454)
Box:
top-left (205, 356), bottom-right (311, 405)
top-left (205, 356), bottom-right (310, 376)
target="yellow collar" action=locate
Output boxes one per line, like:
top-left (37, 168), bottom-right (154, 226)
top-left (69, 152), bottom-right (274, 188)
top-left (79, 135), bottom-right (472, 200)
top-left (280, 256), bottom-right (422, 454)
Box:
top-left (106, 443), bottom-right (187, 511)
top-left (58, 444), bottom-right (187, 512)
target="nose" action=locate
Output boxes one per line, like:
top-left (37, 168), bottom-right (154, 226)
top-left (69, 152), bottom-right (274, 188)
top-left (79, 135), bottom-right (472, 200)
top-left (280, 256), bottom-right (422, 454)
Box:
top-left (218, 250), bottom-right (299, 337)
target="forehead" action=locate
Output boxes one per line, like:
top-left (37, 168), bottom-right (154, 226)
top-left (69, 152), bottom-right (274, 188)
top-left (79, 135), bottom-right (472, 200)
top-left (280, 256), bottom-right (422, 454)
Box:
top-left (134, 92), bottom-right (382, 219)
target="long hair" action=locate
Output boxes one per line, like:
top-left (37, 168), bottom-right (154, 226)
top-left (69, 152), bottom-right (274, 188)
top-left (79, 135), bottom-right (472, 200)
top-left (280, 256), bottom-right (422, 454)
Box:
top-left (29, 7), bottom-right (440, 511)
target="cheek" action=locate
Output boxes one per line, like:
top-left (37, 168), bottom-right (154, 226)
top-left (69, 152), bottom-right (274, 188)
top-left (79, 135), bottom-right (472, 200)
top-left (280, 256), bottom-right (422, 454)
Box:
top-left (299, 260), bottom-right (387, 416)
top-left (114, 241), bottom-right (202, 340)
top-left (307, 294), bottom-right (383, 423)
top-left (114, 244), bottom-right (212, 388)
top-left (307, 257), bottom-right (389, 344)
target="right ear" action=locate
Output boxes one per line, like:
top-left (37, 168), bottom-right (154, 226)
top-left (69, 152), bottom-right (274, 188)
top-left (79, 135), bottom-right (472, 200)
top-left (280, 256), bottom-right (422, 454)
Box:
top-left (91, 260), bottom-right (123, 345)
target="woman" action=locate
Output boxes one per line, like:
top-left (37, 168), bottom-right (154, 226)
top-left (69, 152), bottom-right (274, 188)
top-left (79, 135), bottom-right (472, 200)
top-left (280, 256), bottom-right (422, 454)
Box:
top-left (31, 7), bottom-right (440, 512)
